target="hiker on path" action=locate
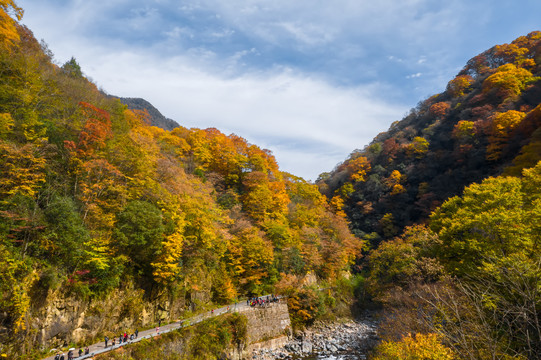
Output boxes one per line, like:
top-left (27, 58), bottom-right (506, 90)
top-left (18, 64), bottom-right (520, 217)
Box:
top-left (135, 328), bottom-right (139, 338)
top-left (54, 354), bottom-right (59, 360)
top-left (78, 348), bottom-right (83, 358)
top-left (104, 336), bottom-right (109, 348)
top-left (59, 354), bottom-right (65, 360)
top-left (85, 346), bottom-right (89, 355)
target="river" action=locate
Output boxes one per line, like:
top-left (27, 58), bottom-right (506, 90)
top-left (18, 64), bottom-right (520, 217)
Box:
top-left (250, 317), bottom-right (377, 359)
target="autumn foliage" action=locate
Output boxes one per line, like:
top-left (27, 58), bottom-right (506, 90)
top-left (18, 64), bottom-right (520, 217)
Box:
top-left (0, 10), bottom-right (362, 356)
top-left (2, 5), bottom-right (541, 359)
top-left (318, 30), bottom-right (541, 245)
top-left (317, 30), bottom-right (541, 360)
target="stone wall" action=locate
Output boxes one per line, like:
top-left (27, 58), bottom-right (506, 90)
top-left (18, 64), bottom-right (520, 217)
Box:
top-left (227, 300), bottom-right (292, 359)
top-left (236, 301), bottom-right (291, 345)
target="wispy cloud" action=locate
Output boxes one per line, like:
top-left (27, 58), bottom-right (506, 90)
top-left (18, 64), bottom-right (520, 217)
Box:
top-left (18, 0), bottom-right (541, 179)
top-left (406, 73), bottom-right (423, 79)
top-left (80, 48), bottom-right (406, 180)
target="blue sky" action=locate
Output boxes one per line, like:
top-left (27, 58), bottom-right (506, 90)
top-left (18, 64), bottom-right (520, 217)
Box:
top-left (18, 0), bottom-right (541, 180)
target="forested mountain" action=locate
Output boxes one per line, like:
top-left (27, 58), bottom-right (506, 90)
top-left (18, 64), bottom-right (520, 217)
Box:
top-left (0, 6), bottom-right (361, 357)
top-left (116, 97), bottom-right (179, 131)
top-left (325, 32), bottom-right (541, 360)
top-left (2, 1), bottom-right (541, 358)
top-left (318, 31), bottom-right (541, 246)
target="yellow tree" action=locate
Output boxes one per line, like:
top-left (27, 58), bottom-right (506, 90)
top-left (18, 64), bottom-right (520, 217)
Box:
top-left (348, 156), bottom-right (371, 182)
top-left (385, 170), bottom-right (406, 195)
top-left (0, 113), bottom-right (14, 138)
top-left (486, 110), bottom-right (526, 160)
top-left (185, 129), bottom-right (212, 173)
top-left (241, 171), bottom-right (289, 222)
top-left (408, 137), bottom-right (429, 159)
top-left (372, 333), bottom-right (456, 360)
top-left (493, 43), bottom-right (529, 65)
top-left (452, 120), bottom-right (475, 142)
top-left (483, 63), bottom-right (538, 99)
top-left (113, 109), bottom-right (161, 199)
top-left (0, 0), bottom-right (23, 50)
top-left (226, 226), bottom-right (274, 292)
top-left (379, 213), bottom-right (398, 238)
top-left (0, 142), bottom-right (45, 200)
top-left (446, 75), bottom-right (473, 97)
top-left (329, 195), bottom-right (347, 219)
top-left (152, 205), bottom-right (185, 285)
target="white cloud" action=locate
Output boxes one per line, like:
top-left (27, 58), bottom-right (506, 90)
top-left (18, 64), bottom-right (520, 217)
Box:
top-left (19, 0), bottom-right (541, 180)
top-left (163, 26), bottom-right (193, 40)
top-left (67, 45), bottom-right (404, 180)
top-left (406, 73), bottom-right (422, 79)
top-left (209, 28), bottom-right (235, 39)
top-left (276, 21), bottom-right (335, 46)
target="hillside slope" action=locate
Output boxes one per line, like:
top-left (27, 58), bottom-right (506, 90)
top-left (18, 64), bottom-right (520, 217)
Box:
top-left (318, 31), bottom-right (541, 245)
top-left (0, 12), bottom-right (361, 358)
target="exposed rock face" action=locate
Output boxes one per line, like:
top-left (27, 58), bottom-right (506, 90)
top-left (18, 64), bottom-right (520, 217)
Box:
top-left (26, 287), bottom-right (188, 351)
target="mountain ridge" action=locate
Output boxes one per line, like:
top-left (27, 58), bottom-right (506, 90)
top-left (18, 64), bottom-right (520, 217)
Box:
top-left (115, 97), bottom-right (180, 131)
top-left (317, 31), bottom-right (541, 244)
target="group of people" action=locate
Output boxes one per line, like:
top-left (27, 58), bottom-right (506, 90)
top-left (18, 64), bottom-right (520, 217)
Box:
top-left (104, 329), bottom-right (139, 348)
top-left (247, 294), bottom-right (279, 307)
top-left (53, 347), bottom-right (88, 360)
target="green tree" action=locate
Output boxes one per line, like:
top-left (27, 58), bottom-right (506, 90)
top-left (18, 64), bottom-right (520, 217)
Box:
top-left (44, 195), bottom-right (89, 269)
top-left (62, 57), bottom-right (83, 78)
top-left (430, 161), bottom-right (541, 276)
top-left (113, 200), bottom-right (165, 278)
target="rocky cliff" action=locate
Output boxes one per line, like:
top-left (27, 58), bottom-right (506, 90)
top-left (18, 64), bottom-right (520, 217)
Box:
top-left (9, 287), bottom-right (188, 355)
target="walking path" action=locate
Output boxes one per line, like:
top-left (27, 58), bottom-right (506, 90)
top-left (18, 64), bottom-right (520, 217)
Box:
top-left (42, 296), bottom-right (282, 360)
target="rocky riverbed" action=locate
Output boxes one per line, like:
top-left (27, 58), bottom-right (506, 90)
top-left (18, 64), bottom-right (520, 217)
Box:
top-left (250, 314), bottom-right (379, 359)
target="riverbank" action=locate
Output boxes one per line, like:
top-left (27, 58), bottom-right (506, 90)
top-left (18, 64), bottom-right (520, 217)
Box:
top-left (250, 313), bottom-right (379, 359)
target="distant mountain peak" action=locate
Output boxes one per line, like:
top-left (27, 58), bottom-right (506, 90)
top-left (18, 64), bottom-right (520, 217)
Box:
top-left (117, 97), bottom-right (179, 131)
